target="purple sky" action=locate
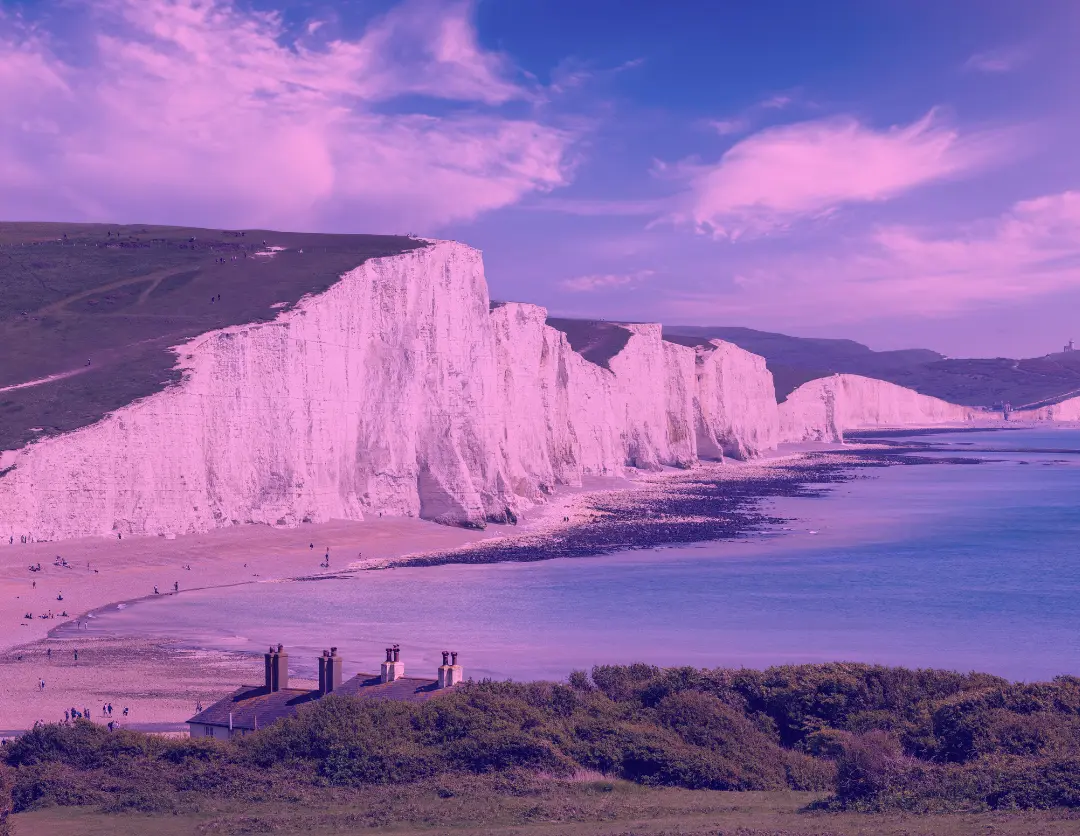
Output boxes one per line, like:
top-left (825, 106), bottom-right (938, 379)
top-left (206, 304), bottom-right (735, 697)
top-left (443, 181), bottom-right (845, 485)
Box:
top-left (2, 0), bottom-right (1079, 357)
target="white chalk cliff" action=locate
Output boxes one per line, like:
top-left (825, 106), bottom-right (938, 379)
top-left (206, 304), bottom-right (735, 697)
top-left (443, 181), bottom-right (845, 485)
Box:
top-left (0, 242), bottom-right (984, 542)
top-left (1013, 394), bottom-right (1080, 422)
top-left (0, 242), bottom-right (781, 540)
top-left (778, 374), bottom-right (977, 443)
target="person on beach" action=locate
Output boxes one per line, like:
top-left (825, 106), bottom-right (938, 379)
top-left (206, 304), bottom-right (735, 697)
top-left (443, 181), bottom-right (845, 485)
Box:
top-left (154, 586), bottom-right (159, 595)
top-left (46, 648), bottom-right (51, 659)
top-left (74, 649), bottom-right (78, 662)
top-left (174, 581), bottom-right (179, 593)
top-left (123, 707), bottom-right (128, 717)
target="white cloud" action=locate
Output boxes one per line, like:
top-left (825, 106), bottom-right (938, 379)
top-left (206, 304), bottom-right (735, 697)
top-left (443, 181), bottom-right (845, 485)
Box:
top-left (664, 191), bottom-right (1080, 322)
top-left (560, 270), bottom-right (654, 292)
top-left (0, 0), bottom-right (575, 231)
top-left (964, 46), bottom-right (1031, 74)
top-left (665, 110), bottom-right (1013, 240)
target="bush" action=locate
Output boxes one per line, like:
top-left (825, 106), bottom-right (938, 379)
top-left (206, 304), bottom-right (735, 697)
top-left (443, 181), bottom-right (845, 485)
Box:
top-left (833, 731), bottom-right (909, 809)
top-left (4, 663), bottom-right (1080, 814)
top-left (0, 764), bottom-right (13, 836)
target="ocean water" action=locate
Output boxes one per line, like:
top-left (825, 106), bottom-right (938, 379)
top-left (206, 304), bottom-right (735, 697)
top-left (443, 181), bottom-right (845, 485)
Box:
top-left (75, 427), bottom-right (1080, 683)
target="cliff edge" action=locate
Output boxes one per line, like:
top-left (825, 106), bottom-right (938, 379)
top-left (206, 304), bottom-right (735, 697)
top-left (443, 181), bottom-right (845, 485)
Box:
top-left (0, 242), bottom-right (783, 539)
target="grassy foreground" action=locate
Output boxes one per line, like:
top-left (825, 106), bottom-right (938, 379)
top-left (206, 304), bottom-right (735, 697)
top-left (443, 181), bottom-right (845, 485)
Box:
top-left (2, 662), bottom-right (1079, 834)
top-left (12, 781), bottom-right (1080, 836)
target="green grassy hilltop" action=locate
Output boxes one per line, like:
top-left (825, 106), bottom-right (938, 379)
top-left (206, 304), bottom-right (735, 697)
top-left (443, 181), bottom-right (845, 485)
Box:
top-left (0, 223), bottom-right (421, 452)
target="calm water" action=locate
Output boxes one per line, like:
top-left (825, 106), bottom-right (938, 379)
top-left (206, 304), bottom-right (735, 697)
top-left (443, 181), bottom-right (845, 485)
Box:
top-left (76, 427), bottom-right (1080, 682)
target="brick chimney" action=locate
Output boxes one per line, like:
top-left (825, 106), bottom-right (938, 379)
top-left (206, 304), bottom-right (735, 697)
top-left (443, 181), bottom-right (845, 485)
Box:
top-left (318, 650), bottom-right (329, 693)
top-left (381, 643), bottom-right (405, 683)
top-left (321, 647), bottom-right (342, 694)
top-left (264, 646), bottom-right (275, 691)
top-left (438, 650), bottom-right (463, 689)
top-left (271, 643), bottom-right (288, 691)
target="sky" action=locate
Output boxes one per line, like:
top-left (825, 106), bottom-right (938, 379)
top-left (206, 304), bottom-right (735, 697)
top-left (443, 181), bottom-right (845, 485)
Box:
top-left (2, 0), bottom-right (1079, 357)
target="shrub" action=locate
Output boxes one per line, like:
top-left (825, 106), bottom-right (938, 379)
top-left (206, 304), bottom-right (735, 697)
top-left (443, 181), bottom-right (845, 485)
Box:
top-left (4, 663), bottom-right (1080, 814)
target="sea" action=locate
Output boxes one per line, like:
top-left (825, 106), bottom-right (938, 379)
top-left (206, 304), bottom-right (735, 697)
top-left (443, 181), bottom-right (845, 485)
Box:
top-left (73, 427), bottom-right (1080, 683)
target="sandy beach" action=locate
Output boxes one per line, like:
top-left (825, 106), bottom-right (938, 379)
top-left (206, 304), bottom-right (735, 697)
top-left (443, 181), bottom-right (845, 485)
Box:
top-left (0, 463), bottom-right (734, 732)
top-left (0, 441), bottom-right (930, 734)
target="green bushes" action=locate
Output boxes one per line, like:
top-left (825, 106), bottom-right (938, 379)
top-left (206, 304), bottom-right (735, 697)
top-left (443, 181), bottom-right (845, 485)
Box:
top-left (3, 663), bottom-right (1079, 816)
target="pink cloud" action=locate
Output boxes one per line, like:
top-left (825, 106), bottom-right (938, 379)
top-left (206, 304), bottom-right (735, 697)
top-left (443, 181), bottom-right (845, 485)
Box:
top-left (667, 110), bottom-right (1012, 239)
top-left (0, 0), bottom-right (574, 231)
top-left (662, 191), bottom-right (1080, 323)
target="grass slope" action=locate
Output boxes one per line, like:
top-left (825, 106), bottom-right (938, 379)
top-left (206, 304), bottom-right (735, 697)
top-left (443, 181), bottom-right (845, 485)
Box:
top-left (0, 222), bottom-right (422, 452)
top-left (545, 318), bottom-right (633, 370)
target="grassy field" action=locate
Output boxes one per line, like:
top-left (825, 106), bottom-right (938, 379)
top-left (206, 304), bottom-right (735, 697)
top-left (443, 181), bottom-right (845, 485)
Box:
top-left (0, 222), bottom-right (420, 451)
top-left (12, 780), bottom-right (1080, 836)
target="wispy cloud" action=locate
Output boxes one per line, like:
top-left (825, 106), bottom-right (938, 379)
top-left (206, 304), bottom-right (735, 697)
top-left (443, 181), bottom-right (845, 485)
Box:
top-left (561, 269), bottom-right (654, 292)
top-left (664, 191), bottom-right (1080, 322)
top-left (666, 110), bottom-right (1013, 239)
top-left (708, 118), bottom-right (749, 137)
top-left (0, 0), bottom-right (575, 231)
top-left (528, 197), bottom-right (668, 216)
top-left (704, 91), bottom-right (796, 139)
top-left (964, 45), bottom-right (1032, 74)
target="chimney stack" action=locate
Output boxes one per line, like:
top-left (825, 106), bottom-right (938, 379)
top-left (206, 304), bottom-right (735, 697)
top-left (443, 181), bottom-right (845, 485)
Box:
top-left (264, 646), bottom-right (275, 691)
top-left (271, 643), bottom-right (289, 691)
top-left (327, 646), bottom-right (342, 693)
top-left (318, 647), bottom-right (343, 694)
top-left (318, 650), bottom-right (329, 693)
top-left (438, 650), bottom-right (463, 689)
top-left (381, 644), bottom-right (405, 683)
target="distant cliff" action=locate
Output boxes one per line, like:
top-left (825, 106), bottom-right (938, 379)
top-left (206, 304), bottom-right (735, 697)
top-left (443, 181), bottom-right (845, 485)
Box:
top-left (778, 374), bottom-right (977, 443)
top-left (1015, 395), bottom-right (1080, 422)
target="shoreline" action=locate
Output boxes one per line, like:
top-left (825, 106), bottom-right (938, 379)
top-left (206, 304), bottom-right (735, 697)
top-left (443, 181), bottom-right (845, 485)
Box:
top-left (0, 429), bottom-right (1010, 732)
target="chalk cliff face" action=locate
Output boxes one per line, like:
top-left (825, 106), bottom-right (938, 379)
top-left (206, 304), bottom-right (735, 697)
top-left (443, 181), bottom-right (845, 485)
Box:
top-left (0, 241), bottom-right (995, 542)
top-left (778, 374), bottom-right (977, 442)
top-left (1015, 396), bottom-right (1080, 422)
top-left (0, 242), bottom-right (783, 541)
top-left (694, 340), bottom-right (780, 459)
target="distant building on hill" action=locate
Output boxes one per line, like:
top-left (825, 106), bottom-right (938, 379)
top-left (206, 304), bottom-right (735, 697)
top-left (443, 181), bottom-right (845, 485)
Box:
top-left (1065, 340), bottom-right (1075, 353)
top-left (187, 644), bottom-right (465, 740)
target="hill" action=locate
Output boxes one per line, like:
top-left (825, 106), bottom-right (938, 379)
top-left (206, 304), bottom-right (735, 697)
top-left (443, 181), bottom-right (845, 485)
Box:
top-left (0, 223), bottom-right (421, 452)
top-left (662, 324), bottom-right (1080, 408)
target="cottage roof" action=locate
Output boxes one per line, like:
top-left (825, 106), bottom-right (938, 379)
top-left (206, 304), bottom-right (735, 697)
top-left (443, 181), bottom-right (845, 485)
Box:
top-left (187, 685), bottom-right (319, 731)
top-left (336, 674), bottom-right (450, 701)
top-left (188, 672), bottom-right (459, 729)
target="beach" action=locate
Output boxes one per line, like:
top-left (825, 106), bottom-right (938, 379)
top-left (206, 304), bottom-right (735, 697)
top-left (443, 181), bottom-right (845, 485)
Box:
top-left (0, 449), bottom-right (834, 733)
top-left (0, 431), bottom-right (1027, 733)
